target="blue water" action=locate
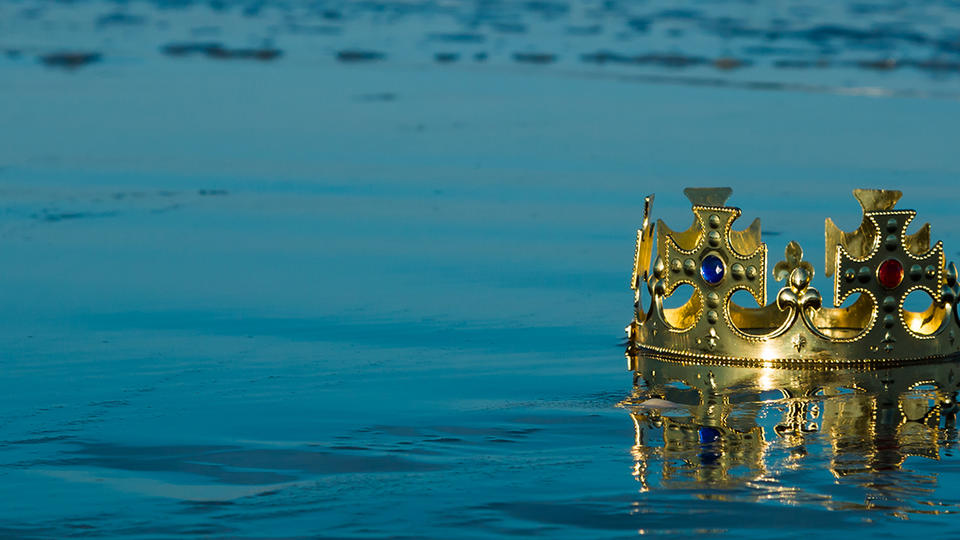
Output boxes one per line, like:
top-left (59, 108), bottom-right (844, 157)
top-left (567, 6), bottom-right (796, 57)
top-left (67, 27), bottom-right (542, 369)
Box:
top-left (3, 0), bottom-right (960, 536)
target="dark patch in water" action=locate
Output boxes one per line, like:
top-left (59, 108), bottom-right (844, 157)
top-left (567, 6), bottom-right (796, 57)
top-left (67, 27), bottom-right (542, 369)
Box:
top-left (513, 52), bottom-right (556, 64)
top-left (161, 42), bottom-right (222, 56)
top-left (2, 435), bottom-right (74, 445)
top-left (713, 57), bottom-right (751, 70)
top-left (565, 24), bottom-right (602, 36)
top-left (911, 58), bottom-right (960, 73)
top-left (799, 24), bottom-right (929, 47)
top-left (33, 210), bottom-right (119, 222)
top-left (336, 49), bottom-right (385, 62)
top-left (771, 56), bottom-right (960, 74)
top-left (179, 500), bottom-right (235, 515)
top-left (743, 45), bottom-right (819, 56)
top-left (633, 52), bottom-right (707, 68)
top-left (434, 52), bottom-right (459, 63)
top-left (87, 400), bottom-right (128, 408)
top-left (524, 0), bottom-right (569, 19)
top-left (428, 32), bottom-right (486, 43)
top-left (849, 3), bottom-right (903, 15)
top-left (430, 425), bottom-right (541, 438)
top-left (151, 204), bottom-right (182, 214)
top-left (774, 58), bottom-right (830, 69)
top-left (580, 50), bottom-right (629, 64)
top-left (506, 427), bottom-right (542, 434)
top-left (197, 189), bottom-right (228, 196)
top-left (39, 51), bottom-right (102, 69)
top-left (491, 22), bottom-right (527, 34)
top-left (162, 42), bottom-right (281, 61)
top-left (18, 6), bottom-right (44, 19)
top-left (190, 26), bottom-right (221, 36)
top-left (627, 17), bottom-right (652, 33)
top-left (699, 19), bottom-right (960, 57)
top-left (853, 58), bottom-right (898, 70)
top-left (368, 425), bottom-right (421, 436)
top-left (241, 3), bottom-right (263, 17)
top-left (64, 443), bottom-right (235, 457)
top-left (285, 23), bottom-right (341, 35)
top-left (581, 50), bottom-right (708, 68)
top-left (356, 92), bottom-right (397, 102)
top-left (205, 46), bottom-right (282, 61)
top-left (96, 12), bottom-right (147, 26)
top-left (0, 525), bottom-right (61, 539)
top-left (655, 8), bottom-right (701, 20)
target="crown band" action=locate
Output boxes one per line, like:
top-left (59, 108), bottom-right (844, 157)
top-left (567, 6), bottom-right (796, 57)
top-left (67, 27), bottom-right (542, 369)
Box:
top-left (627, 188), bottom-right (960, 365)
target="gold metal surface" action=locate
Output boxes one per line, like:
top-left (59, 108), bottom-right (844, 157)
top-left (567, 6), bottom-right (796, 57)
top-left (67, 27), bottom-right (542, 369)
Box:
top-left (631, 197), bottom-right (655, 288)
top-left (852, 188), bottom-right (901, 212)
top-left (683, 187), bottom-right (733, 207)
top-left (627, 188), bottom-right (960, 364)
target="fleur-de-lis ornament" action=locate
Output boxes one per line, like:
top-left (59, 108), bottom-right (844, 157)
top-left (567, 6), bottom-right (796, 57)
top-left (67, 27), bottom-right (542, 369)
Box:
top-left (775, 241), bottom-right (822, 313)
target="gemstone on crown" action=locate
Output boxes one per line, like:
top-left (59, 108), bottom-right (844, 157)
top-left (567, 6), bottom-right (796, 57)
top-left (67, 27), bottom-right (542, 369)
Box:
top-left (878, 258), bottom-right (904, 289)
top-left (627, 187), bottom-right (960, 365)
top-left (700, 255), bottom-right (725, 285)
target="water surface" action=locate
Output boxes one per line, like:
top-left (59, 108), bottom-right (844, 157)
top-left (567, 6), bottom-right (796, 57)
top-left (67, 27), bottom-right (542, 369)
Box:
top-left (3, 0), bottom-right (960, 536)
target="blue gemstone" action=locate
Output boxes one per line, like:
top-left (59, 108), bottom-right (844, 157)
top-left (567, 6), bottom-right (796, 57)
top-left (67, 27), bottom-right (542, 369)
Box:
top-left (700, 255), bottom-right (725, 284)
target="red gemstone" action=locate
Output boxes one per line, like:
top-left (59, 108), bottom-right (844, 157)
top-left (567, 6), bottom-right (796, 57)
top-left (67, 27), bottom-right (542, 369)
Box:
top-left (877, 259), bottom-right (904, 289)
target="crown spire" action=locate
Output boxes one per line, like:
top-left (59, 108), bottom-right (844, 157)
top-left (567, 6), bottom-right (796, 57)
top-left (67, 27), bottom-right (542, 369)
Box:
top-left (683, 187), bottom-right (733, 207)
top-left (852, 189), bottom-right (901, 212)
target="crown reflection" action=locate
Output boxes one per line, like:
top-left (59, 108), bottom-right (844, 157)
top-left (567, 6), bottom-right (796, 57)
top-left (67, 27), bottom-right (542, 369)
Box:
top-left (623, 353), bottom-right (959, 505)
top-left (628, 188), bottom-right (960, 364)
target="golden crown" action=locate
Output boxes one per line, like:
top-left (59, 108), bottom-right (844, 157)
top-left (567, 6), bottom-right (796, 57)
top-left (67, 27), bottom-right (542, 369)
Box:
top-left (627, 187), bottom-right (960, 365)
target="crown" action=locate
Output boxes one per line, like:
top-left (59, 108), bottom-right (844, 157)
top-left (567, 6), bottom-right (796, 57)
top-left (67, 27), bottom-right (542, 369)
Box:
top-left (627, 187), bottom-right (960, 365)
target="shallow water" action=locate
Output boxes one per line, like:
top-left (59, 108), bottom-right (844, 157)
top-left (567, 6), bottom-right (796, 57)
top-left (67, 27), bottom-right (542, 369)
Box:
top-left (3, 0), bottom-right (960, 537)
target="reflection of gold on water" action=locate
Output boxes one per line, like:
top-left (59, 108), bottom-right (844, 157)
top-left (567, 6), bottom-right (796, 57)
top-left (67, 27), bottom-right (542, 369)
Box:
top-left (756, 367), bottom-right (776, 391)
top-left (623, 353), bottom-right (960, 511)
